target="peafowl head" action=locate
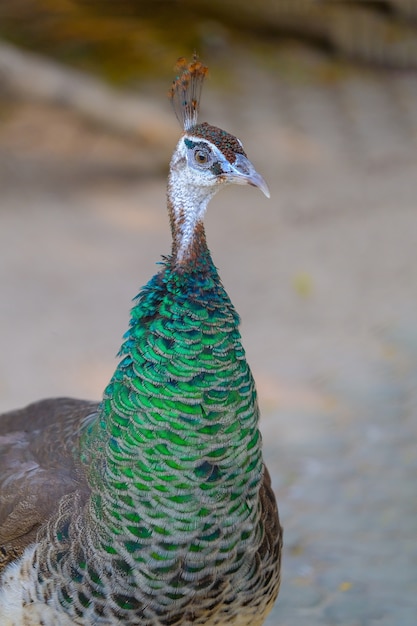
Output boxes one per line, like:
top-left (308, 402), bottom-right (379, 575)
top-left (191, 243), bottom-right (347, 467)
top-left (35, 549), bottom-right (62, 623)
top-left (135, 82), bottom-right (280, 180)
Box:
top-left (168, 56), bottom-right (269, 262)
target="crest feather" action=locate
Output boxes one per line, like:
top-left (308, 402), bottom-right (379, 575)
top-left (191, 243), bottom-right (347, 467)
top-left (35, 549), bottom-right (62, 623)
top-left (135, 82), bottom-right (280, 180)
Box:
top-left (169, 55), bottom-right (208, 131)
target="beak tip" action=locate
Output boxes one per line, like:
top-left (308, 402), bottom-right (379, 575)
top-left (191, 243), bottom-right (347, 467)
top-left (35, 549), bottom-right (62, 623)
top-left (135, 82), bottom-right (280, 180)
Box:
top-left (262, 185), bottom-right (271, 199)
top-left (248, 169), bottom-right (270, 199)
top-left (247, 173), bottom-right (270, 198)
top-left (254, 179), bottom-right (270, 199)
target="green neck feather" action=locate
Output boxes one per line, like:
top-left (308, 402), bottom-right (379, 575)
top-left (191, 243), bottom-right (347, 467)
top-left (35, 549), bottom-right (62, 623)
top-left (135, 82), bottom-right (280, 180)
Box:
top-left (82, 249), bottom-right (263, 572)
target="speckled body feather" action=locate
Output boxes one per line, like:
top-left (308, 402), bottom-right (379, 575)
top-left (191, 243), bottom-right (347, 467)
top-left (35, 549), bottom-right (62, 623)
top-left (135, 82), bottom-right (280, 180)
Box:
top-left (0, 57), bottom-right (282, 625)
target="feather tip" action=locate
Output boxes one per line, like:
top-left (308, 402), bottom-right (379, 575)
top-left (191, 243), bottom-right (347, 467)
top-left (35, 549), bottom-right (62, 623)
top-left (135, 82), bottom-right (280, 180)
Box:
top-left (169, 54), bottom-right (208, 131)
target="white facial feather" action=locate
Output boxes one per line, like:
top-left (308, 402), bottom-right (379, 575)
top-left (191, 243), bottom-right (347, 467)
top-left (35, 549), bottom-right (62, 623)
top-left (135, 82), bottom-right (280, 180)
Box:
top-left (168, 137), bottom-right (228, 262)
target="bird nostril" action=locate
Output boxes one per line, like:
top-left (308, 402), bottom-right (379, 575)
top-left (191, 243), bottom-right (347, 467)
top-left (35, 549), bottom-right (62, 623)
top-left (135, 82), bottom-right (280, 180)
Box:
top-left (237, 163), bottom-right (250, 175)
top-left (234, 155), bottom-right (251, 175)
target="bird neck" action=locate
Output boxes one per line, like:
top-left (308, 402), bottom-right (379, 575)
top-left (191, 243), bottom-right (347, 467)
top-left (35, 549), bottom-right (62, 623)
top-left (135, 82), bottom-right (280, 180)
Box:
top-left (82, 254), bottom-right (263, 568)
top-left (167, 167), bottom-right (217, 267)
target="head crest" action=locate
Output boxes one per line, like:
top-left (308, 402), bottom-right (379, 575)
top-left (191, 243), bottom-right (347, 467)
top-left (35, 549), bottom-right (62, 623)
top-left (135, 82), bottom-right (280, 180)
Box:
top-left (169, 55), bottom-right (208, 131)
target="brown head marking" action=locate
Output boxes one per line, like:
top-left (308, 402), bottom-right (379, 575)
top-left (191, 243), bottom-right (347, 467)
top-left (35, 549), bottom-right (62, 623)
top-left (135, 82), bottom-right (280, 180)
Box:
top-left (188, 122), bottom-right (247, 164)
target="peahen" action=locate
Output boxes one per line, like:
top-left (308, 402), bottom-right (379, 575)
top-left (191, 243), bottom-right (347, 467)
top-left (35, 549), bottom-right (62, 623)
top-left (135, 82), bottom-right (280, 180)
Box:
top-left (0, 57), bottom-right (282, 626)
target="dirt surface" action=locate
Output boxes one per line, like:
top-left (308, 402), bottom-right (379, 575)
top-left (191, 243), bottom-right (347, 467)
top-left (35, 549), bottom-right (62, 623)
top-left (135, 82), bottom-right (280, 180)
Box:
top-left (1, 53), bottom-right (416, 624)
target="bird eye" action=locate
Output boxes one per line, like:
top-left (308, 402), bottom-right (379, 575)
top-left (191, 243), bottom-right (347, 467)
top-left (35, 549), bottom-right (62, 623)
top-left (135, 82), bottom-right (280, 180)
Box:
top-left (194, 149), bottom-right (210, 165)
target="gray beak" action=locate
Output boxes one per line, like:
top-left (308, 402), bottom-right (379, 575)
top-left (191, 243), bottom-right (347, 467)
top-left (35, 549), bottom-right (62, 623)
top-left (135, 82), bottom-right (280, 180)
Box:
top-left (227, 154), bottom-right (270, 198)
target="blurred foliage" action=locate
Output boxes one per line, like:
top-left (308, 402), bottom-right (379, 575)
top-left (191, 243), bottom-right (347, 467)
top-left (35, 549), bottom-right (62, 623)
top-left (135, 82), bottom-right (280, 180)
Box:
top-left (292, 273), bottom-right (314, 299)
top-left (0, 0), bottom-right (417, 85)
top-left (0, 0), bottom-right (201, 83)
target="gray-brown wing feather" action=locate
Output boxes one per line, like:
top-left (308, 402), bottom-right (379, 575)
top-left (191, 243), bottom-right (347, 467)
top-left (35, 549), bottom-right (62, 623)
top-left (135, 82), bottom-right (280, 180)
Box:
top-left (0, 397), bottom-right (98, 573)
top-left (258, 465), bottom-right (283, 603)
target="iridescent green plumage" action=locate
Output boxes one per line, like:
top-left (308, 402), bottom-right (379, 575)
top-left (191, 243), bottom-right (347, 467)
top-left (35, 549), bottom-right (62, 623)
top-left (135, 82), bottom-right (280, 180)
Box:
top-left (81, 253), bottom-right (265, 598)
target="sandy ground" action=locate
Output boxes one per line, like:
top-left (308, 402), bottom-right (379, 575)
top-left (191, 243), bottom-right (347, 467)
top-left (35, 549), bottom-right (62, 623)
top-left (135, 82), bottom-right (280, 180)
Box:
top-left (1, 53), bottom-right (416, 624)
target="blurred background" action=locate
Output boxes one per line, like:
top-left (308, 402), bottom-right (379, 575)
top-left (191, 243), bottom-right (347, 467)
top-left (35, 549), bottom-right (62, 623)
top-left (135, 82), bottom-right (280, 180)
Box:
top-left (0, 1), bottom-right (416, 624)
